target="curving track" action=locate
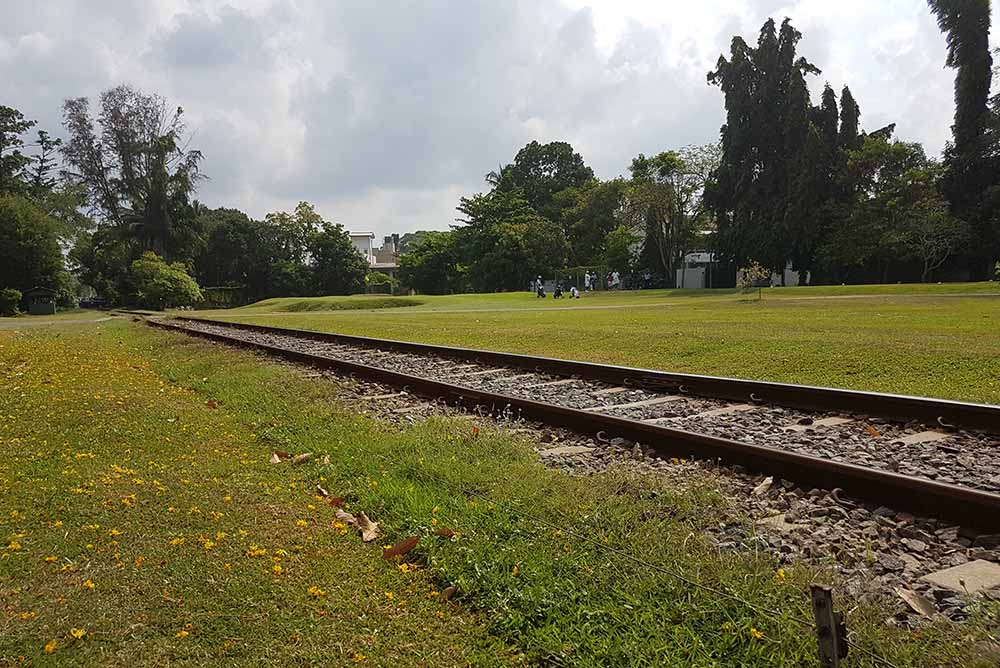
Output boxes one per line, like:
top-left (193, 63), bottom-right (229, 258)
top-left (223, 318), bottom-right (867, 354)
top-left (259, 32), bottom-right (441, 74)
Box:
top-left (147, 315), bottom-right (1000, 531)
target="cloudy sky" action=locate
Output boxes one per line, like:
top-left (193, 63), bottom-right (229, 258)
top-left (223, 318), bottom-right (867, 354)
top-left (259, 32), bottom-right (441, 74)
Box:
top-left (3, 1), bottom-right (997, 236)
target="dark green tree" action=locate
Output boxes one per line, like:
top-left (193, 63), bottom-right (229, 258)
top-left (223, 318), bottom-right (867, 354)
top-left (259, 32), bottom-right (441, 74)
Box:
top-left (0, 194), bottom-right (67, 296)
top-left (28, 130), bottom-right (62, 198)
top-left (398, 231), bottom-right (466, 294)
top-left (0, 106), bottom-right (36, 195)
top-left (310, 222), bottom-right (369, 296)
top-left (492, 141), bottom-right (595, 222)
top-left (455, 189), bottom-right (568, 291)
top-left (838, 86), bottom-right (861, 150)
top-left (131, 251), bottom-right (203, 309)
top-left (554, 179), bottom-right (626, 266)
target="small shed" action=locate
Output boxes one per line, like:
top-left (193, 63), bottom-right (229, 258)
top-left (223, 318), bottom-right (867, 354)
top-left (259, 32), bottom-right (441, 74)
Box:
top-left (25, 287), bottom-right (57, 315)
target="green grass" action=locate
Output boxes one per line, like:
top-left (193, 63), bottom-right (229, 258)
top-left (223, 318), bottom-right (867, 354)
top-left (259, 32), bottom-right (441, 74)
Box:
top-left (194, 283), bottom-right (1000, 405)
top-left (239, 295), bottom-right (424, 312)
top-left (2, 319), bottom-right (997, 666)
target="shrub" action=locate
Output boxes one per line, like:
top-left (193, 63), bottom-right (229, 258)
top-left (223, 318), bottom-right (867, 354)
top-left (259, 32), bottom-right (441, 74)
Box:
top-left (0, 288), bottom-right (22, 316)
top-left (131, 252), bottom-right (203, 310)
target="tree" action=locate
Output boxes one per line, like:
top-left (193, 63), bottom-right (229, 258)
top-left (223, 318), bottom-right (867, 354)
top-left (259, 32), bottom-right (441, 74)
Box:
top-left (28, 130), bottom-right (62, 198)
top-left (838, 86), bottom-right (861, 150)
top-left (0, 106), bottom-right (36, 195)
top-left (0, 288), bottom-right (21, 317)
top-left (898, 196), bottom-right (971, 281)
top-left (398, 231), bottom-right (466, 294)
top-left (492, 141), bottom-right (595, 222)
top-left (131, 251), bottom-right (203, 309)
top-left (0, 195), bottom-right (67, 296)
top-left (61, 86), bottom-right (204, 260)
top-left (623, 145), bottom-right (719, 284)
top-left (555, 179), bottom-right (627, 266)
top-left (310, 222), bottom-right (369, 296)
top-left (706, 18), bottom-right (825, 275)
top-left (927, 1), bottom-right (998, 265)
top-left (602, 225), bottom-right (638, 273)
top-left (455, 189), bottom-right (568, 291)
top-left (195, 208), bottom-right (258, 287)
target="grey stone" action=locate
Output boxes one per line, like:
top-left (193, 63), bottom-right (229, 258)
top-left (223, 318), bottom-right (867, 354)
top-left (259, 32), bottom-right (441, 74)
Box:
top-left (922, 560), bottom-right (1000, 593)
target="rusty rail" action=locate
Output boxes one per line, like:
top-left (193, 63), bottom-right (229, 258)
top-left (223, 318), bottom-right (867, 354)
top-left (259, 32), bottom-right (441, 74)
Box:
top-left (149, 317), bottom-right (1000, 531)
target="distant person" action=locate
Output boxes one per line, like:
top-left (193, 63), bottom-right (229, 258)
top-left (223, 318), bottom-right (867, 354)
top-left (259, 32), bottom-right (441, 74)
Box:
top-left (554, 283), bottom-right (563, 299)
top-left (612, 270), bottom-right (621, 289)
top-left (570, 286), bottom-right (579, 299)
top-left (584, 272), bottom-right (591, 292)
top-left (606, 273), bottom-right (612, 289)
top-left (535, 276), bottom-right (545, 298)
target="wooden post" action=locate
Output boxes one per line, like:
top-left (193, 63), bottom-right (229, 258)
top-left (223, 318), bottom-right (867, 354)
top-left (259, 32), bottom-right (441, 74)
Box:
top-left (811, 585), bottom-right (847, 668)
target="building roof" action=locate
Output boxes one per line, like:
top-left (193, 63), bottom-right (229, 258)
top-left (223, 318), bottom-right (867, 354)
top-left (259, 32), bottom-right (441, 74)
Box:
top-left (349, 231), bottom-right (376, 239)
top-left (25, 286), bottom-right (58, 296)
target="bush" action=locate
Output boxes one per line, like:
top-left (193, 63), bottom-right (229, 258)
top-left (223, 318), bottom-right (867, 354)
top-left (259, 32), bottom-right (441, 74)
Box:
top-left (131, 252), bottom-right (203, 310)
top-left (0, 288), bottom-right (22, 316)
top-left (365, 271), bottom-right (398, 294)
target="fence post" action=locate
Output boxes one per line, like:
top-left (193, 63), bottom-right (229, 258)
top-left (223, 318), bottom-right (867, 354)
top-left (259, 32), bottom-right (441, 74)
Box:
top-left (811, 584), bottom-right (847, 668)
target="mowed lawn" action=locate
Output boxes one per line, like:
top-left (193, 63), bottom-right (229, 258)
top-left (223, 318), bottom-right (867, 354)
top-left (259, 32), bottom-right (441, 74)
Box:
top-left (195, 283), bottom-right (1000, 405)
top-left (4, 318), bottom-right (998, 666)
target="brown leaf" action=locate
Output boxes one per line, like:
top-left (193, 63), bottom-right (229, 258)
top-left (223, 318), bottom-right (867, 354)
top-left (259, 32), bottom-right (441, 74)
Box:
top-left (269, 453), bottom-right (282, 465)
top-left (897, 588), bottom-right (936, 618)
top-left (315, 484), bottom-right (329, 497)
top-left (441, 585), bottom-right (458, 601)
top-left (205, 399), bottom-right (219, 409)
top-left (334, 509), bottom-right (356, 525)
top-left (328, 497), bottom-right (346, 508)
top-left (433, 527), bottom-right (456, 538)
top-left (357, 512), bottom-right (379, 542)
top-left (470, 425), bottom-right (480, 438)
top-left (382, 536), bottom-right (420, 560)
top-left (865, 423), bottom-right (882, 438)
top-left (274, 450), bottom-right (290, 460)
top-left (291, 453), bottom-right (313, 465)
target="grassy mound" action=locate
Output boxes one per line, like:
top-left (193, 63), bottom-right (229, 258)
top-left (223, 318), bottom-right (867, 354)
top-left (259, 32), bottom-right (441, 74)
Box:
top-left (237, 295), bottom-right (424, 312)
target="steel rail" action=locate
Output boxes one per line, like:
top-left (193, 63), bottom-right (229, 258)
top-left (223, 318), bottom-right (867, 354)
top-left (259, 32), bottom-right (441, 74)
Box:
top-left (150, 318), bottom-right (1000, 531)
top-left (174, 316), bottom-right (1000, 434)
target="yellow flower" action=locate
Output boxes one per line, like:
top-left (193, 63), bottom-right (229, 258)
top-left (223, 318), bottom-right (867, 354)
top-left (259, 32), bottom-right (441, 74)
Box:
top-left (44, 639), bottom-right (58, 654)
top-left (397, 563), bottom-right (413, 574)
top-left (295, 519), bottom-right (308, 527)
top-left (511, 565), bottom-right (519, 577)
top-left (108, 528), bottom-right (122, 536)
top-left (272, 564), bottom-right (283, 575)
top-left (775, 568), bottom-right (785, 581)
top-left (749, 627), bottom-right (764, 640)
top-left (19, 611), bottom-right (37, 620)
top-left (59, 563), bottom-right (76, 572)
top-left (384, 591), bottom-right (394, 601)
top-left (169, 537), bottom-right (185, 545)
top-left (246, 545), bottom-right (266, 557)
top-left (7, 541), bottom-right (21, 551)
top-left (83, 579), bottom-right (95, 589)
top-left (69, 628), bottom-right (86, 639)
top-left (176, 630), bottom-right (189, 639)
top-left (44, 555), bottom-right (58, 563)
top-left (352, 652), bottom-right (366, 662)
top-left (308, 585), bottom-right (327, 597)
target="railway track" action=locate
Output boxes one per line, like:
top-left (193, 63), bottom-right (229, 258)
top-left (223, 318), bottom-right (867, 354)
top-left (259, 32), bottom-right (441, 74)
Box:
top-left (147, 315), bottom-right (1000, 531)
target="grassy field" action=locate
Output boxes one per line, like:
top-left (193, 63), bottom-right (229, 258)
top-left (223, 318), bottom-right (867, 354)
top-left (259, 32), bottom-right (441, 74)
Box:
top-left (3, 318), bottom-right (997, 666)
top-left (192, 283), bottom-right (1000, 405)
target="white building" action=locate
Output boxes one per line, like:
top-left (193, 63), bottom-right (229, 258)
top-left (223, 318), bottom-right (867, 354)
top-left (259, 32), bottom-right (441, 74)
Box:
top-left (349, 231), bottom-right (376, 265)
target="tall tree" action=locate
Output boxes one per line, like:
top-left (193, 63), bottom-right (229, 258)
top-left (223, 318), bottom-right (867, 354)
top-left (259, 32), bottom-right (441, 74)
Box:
top-left (28, 130), bottom-right (62, 198)
top-left (0, 194), bottom-right (67, 295)
top-left (838, 86), bottom-right (861, 150)
top-left (310, 222), bottom-right (369, 296)
top-left (492, 141), bottom-right (595, 222)
top-left (555, 179), bottom-right (626, 266)
top-left (398, 231), bottom-right (466, 294)
top-left (61, 86), bottom-right (203, 260)
top-left (0, 106), bottom-right (36, 195)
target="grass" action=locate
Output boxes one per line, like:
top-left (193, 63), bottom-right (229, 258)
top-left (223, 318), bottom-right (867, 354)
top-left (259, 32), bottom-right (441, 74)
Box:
top-left (239, 295), bottom-right (424, 312)
top-left (192, 283), bottom-right (1000, 405)
top-left (2, 318), bottom-right (998, 666)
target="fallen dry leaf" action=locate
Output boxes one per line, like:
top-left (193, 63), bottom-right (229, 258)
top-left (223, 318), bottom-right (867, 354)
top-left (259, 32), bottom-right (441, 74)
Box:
top-left (269, 453), bottom-right (282, 465)
top-left (752, 476), bottom-right (773, 497)
top-left (315, 484), bottom-right (329, 497)
top-left (321, 454), bottom-right (331, 466)
top-left (441, 585), bottom-right (459, 601)
top-left (205, 399), bottom-right (219, 409)
top-left (275, 450), bottom-right (290, 459)
top-left (865, 423), bottom-right (882, 438)
top-left (433, 527), bottom-right (456, 538)
top-left (382, 536), bottom-right (420, 560)
top-left (334, 509), bottom-right (356, 525)
top-left (291, 453), bottom-right (313, 465)
top-left (897, 588), bottom-right (935, 618)
top-left (357, 512), bottom-right (379, 542)
top-left (328, 497), bottom-right (346, 508)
